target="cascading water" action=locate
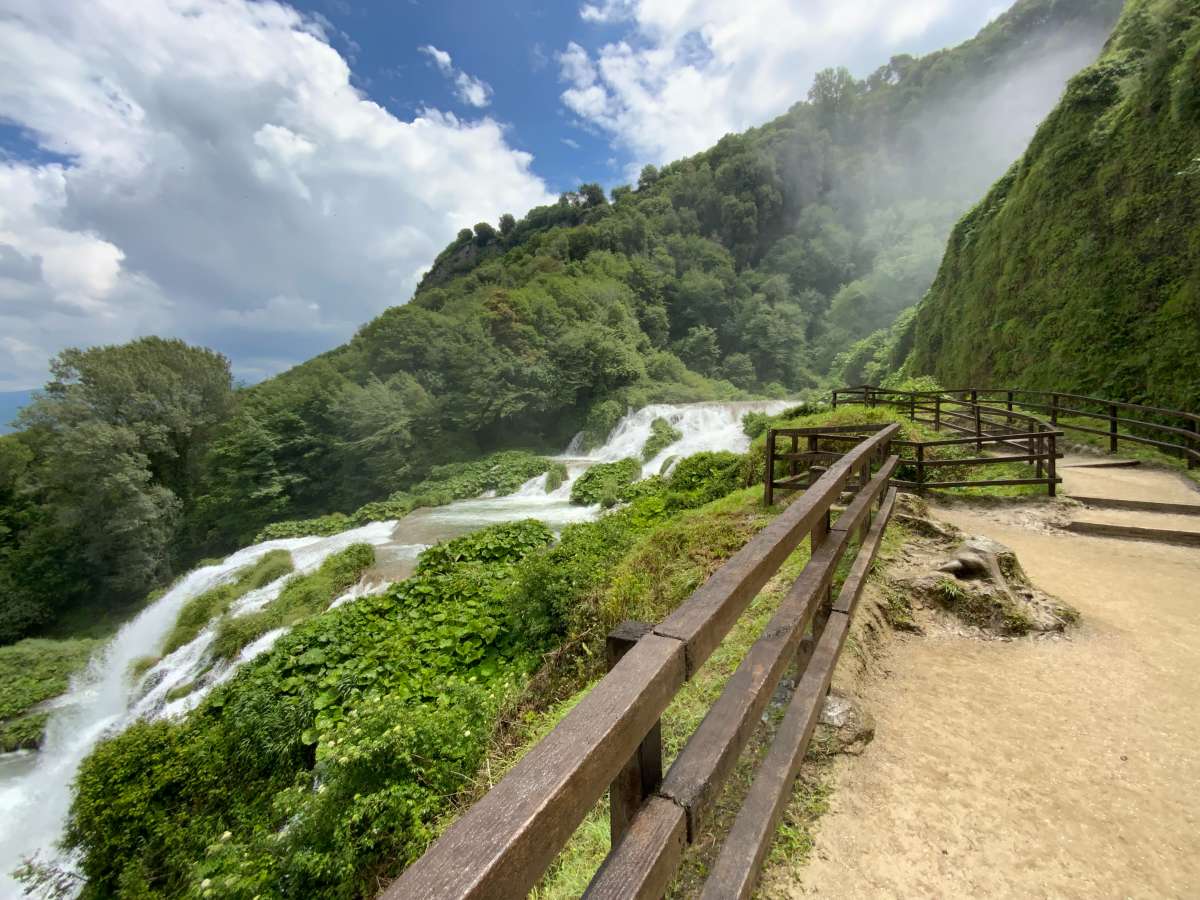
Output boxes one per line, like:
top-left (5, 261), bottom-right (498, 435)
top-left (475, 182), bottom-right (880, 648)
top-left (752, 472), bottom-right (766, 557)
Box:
top-left (0, 399), bottom-right (791, 891)
top-left (0, 522), bottom-right (398, 894)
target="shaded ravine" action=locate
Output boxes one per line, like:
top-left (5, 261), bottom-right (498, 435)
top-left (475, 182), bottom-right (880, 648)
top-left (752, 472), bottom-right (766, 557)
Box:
top-left (0, 399), bottom-right (788, 892)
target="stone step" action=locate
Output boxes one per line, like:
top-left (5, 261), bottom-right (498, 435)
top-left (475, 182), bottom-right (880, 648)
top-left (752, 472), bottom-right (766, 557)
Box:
top-left (1064, 520), bottom-right (1200, 548)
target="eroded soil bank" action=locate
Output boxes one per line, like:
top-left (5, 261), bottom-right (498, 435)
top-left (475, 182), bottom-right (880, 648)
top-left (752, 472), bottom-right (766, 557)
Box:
top-left (763, 476), bottom-right (1200, 898)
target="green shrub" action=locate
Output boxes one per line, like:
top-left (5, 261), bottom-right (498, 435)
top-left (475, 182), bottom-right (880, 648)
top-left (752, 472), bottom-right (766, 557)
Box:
top-left (161, 550), bottom-right (294, 655)
top-left (641, 417), bottom-right (682, 460)
top-left (209, 544), bottom-right (374, 660)
top-left (741, 411), bottom-right (771, 439)
top-left (66, 523), bottom-right (553, 899)
top-left (416, 520), bottom-right (554, 577)
top-left (544, 461), bottom-right (568, 493)
top-left (666, 451), bottom-right (745, 508)
top-left (570, 458), bottom-right (641, 506)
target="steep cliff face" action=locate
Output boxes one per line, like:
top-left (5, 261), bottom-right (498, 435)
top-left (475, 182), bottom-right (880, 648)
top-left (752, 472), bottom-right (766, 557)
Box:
top-left (909, 0), bottom-right (1200, 410)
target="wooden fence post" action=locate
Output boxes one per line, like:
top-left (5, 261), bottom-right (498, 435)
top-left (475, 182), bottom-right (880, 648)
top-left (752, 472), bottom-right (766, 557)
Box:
top-left (831, 390), bottom-right (838, 410)
top-left (764, 430), bottom-right (776, 506)
top-left (933, 395), bottom-right (941, 432)
top-left (796, 500), bottom-right (832, 675)
top-left (1109, 404), bottom-right (1119, 454)
top-left (1036, 435), bottom-right (1045, 480)
top-left (974, 403), bottom-right (983, 452)
top-left (909, 392), bottom-right (916, 421)
top-left (1048, 433), bottom-right (1057, 498)
top-left (916, 443), bottom-right (925, 494)
top-left (1188, 420), bottom-right (1197, 470)
top-left (1006, 390), bottom-right (1014, 429)
top-left (606, 622), bottom-right (664, 847)
top-left (1050, 393), bottom-right (1059, 426)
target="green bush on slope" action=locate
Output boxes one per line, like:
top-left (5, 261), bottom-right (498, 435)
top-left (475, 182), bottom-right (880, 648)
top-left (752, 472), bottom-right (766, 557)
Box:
top-left (161, 550), bottom-right (294, 656)
top-left (569, 458), bottom-right (642, 507)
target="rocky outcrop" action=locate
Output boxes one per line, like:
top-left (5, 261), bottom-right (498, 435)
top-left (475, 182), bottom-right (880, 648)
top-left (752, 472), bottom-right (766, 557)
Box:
top-left (887, 495), bottom-right (1079, 637)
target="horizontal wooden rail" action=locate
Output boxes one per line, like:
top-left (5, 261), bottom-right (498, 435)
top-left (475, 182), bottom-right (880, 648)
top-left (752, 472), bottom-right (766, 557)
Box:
top-left (827, 388), bottom-right (1063, 494)
top-left (587, 473), bottom-right (898, 897)
top-left (384, 427), bottom-right (899, 899)
top-left (837, 385), bottom-right (1198, 469)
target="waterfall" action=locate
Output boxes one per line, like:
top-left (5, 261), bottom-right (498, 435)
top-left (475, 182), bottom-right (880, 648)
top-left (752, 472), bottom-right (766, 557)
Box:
top-left (0, 399), bottom-right (790, 891)
top-left (0, 522), bottom-right (398, 894)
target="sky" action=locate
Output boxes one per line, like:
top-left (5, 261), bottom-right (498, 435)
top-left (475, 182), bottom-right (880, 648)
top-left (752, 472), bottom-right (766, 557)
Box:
top-left (0, 0), bottom-right (1016, 394)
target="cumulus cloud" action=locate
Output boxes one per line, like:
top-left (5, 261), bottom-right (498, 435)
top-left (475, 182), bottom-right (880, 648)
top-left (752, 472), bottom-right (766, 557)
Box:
top-left (419, 43), bottom-right (494, 108)
top-left (561, 0), bottom-right (1004, 164)
top-left (0, 0), bottom-right (551, 389)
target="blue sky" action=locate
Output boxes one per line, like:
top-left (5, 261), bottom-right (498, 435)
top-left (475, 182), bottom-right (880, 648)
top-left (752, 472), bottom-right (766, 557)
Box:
top-left (0, 0), bottom-right (1013, 395)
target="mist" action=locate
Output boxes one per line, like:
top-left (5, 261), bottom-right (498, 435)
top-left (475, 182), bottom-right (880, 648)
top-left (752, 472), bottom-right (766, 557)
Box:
top-left (798, 6), bottom-right (1121, 371)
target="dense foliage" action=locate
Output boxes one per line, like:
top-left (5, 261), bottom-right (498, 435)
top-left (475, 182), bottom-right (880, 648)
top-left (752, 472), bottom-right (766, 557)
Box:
top-left (0, 636), bottom-right (100, 751)
top-left (63, 448), bottom-right (765, 897)
top-left (641, 417), bottom-right (683, 461)
top-left (0, 339), bottom-right (234, 643)
top-left (569, 458), bottom-right (642, 506)
top-left (908, 0), bottom-right (1200, 411)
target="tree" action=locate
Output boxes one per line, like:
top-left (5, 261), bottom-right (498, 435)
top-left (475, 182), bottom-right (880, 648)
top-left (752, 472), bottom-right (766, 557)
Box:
top-left (498, 213), bottom-right (516, 237)
top-left (808, 67), bottom-right (862, 128)
top-left (473, 222), bottom-right (497, 245)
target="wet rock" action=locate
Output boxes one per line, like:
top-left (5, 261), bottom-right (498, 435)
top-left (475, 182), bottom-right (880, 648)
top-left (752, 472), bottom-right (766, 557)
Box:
top-left (816, 693), bottom-right (875, 756)
top-left (901, 535), bottom-right (1079, 636)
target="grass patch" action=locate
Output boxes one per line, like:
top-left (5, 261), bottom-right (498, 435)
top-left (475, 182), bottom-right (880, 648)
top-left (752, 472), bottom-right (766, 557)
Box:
top-left (544, 462), bottom-right (568, 493)
top-left (161, 550), bottom-right (294, 655)
top-left (642, 417), bottom-right (683, 461)
top-left (570, 458), bottom-right (642, 507)
top-left (209, 544), bottom-right (374, 660)
top-left (0, 636), bottom-right (100, 750)
top-left (933, 577), bottom-right (1034, 635)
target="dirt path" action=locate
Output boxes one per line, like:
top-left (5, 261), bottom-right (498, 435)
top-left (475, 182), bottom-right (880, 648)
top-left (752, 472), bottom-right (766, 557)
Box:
top-left (765, 467), bottom-right (1200, 899)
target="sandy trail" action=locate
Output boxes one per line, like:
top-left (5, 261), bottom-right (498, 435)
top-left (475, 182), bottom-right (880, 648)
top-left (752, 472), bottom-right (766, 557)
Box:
top-left (767, 466), bottom-right (1200, 899)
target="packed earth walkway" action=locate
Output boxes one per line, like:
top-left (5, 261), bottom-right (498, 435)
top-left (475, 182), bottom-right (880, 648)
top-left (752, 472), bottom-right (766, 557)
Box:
top-left (766, 460), bottom-right (1200, 899)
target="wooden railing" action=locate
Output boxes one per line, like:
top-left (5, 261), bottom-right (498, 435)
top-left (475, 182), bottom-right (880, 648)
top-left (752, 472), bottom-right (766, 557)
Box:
top-left (834, 385), bottom-right (1199, 470)
top-left (382, 427), bottom-right (900, 899)
top-left (782, 390), bottom-right (1063, 497)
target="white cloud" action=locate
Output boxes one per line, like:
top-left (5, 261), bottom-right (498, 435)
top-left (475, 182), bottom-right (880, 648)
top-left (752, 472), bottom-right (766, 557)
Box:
top-left (564, 0), bottom-right (1006, 164)
top-left (0, 1), bottom-right (552, 389)
top-left (561, 137), bottom-right (581, 149)
top-left (419, 43), bottom-right (494, 108)
top-left (580, 1), bottom-right (636, 23)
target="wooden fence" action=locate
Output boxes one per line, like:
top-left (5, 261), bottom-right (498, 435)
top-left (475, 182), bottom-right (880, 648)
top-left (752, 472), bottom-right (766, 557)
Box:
top-left (783, 390), bottom-right (1063, 497)
top-left (834, 385), bottom-right (1199, 470)
top-left (382, 426), bottom-right (900, 899)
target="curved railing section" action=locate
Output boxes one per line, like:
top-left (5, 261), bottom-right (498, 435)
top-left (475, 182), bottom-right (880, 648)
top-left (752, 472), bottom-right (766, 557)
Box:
top-left (833, 386), bottom-right (1199, 471)
top-left (824, 387), bottom-right (1064, 496)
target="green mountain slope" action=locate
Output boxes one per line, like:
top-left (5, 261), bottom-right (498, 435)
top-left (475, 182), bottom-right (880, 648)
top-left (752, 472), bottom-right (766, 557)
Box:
top-left (0, 0), bottom-right (1121, 643)
top-left (201, 0), bottom-right (1117, 537)
top-left (909, 0), bottom-right (1200, 409)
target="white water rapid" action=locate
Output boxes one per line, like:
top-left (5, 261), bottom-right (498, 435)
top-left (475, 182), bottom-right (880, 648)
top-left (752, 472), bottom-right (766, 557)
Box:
top-left (0, 399), bottom-right (789, 892)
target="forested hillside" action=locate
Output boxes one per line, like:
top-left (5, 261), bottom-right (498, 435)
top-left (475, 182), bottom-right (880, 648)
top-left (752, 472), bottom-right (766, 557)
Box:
top-left (198, 0), bottom-right (1116, 537)
top-left (908, 0), bottom-right (1200, 410)
top-left (0, 0), bottom-right (1121, 643)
